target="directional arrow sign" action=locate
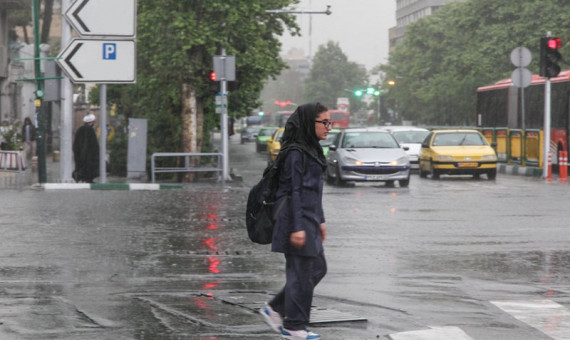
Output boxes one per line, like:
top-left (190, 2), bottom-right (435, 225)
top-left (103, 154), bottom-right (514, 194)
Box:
top-left (56, 39), bottom-right (136, 83)
top-left (65, 0), bottom-right (136, 37)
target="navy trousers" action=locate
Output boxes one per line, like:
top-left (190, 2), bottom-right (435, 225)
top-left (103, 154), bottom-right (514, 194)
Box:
top-left (270, 251), bottom-right (327, 330)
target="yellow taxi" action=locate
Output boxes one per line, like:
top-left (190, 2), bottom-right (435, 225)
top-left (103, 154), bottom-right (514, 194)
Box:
top-left (419, 129), bottom-right (497, 180)
top-left (266, 127), bottom-right (285, 165)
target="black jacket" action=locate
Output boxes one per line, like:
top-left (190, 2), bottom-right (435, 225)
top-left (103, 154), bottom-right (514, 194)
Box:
top-left (271, 149), bottom-right (325, 257)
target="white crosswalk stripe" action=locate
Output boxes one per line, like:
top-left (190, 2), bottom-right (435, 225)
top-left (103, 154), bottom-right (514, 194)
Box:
top-left (492, 300), bottom-right (570, 340)
top-left (388, 326), bottom-right (474, 340)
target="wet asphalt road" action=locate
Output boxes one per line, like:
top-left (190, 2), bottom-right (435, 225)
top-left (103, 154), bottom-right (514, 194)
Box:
top-left (1, 135), bottom-right (570, 339)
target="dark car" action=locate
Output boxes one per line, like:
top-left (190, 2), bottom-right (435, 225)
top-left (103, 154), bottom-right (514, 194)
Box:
top-left (240, 126), bottom-right (261, 144)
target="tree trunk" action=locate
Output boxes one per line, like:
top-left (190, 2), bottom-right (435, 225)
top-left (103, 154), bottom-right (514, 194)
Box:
top-left (180, 82), bottom-right (203, 182)
top-left (41, 0), bottom-right (54, 44)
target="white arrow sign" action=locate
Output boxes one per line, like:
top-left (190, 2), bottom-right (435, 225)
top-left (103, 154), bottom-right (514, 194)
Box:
top-left (65, 0), bottom-right (136, 37)
top-left (57, 39), bottom-right (136, 83)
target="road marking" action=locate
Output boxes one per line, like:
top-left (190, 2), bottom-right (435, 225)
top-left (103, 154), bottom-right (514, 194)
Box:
top-left (388, 326), bottom-right (474, 340)
top-left (492, 300), bottom-right (570, 340)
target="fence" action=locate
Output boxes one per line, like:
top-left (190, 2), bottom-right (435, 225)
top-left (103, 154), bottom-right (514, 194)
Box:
top-left (0, 151), bottom-right (27, 187)
top-left (150, 152), bottom-right (224, 184)
top-left (479, 128), bottom-right (544, 167)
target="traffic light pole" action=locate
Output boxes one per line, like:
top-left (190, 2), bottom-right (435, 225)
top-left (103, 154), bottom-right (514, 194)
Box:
top-left (542, 31), bottom-right (553, 180)
top-left (543, 77), bottom-right (551, 180)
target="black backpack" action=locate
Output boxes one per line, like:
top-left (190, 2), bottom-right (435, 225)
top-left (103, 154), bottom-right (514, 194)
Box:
top-left (245, 148), bottom-right (304, 244)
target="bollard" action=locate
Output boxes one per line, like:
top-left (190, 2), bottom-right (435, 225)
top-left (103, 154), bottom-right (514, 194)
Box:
top-left (559, 151), bottom-right (568, 182)
top-left (547, 151), bottom-right (553, 181)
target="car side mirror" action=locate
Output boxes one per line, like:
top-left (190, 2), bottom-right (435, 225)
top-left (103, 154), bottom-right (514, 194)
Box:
top-left (491, 142), bottom-right (497, 148)
top-left (402, 146), bottom-right (410, 151)
top-left (329, 144), bottom-right (337, 151)
top-left (421, 143), bottom-right (429, 148)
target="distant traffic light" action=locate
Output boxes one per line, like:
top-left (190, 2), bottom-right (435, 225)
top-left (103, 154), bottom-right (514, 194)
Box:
top-left (258, 110), bottom-right (265, 116)
top-left (540, 37), bottom-right (562, 78)
top-left (353, 89), bottom-right (363, 97)
top-left (208, 70), bottom-right (218, 94)
top-left (209, 70), bottom-right (217, 81)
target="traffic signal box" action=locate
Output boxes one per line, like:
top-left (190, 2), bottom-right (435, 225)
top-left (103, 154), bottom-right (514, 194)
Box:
top-left (539, 37), bottom-right (562, 78)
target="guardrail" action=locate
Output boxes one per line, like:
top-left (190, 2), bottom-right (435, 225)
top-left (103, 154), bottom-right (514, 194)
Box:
top-left (0, 151), bottom-right (26, 187)
top-left (150, 152), bottom-right (224, 185)
top-left (479, 128), bottom-right (545, 167)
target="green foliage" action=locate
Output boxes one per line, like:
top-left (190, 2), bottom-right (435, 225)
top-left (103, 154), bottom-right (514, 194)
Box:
top-left (380, 0), bottom-right (570, 126)
top-left (0, 122), bottom-right (22, 151)
top-left (97, 0), bottom-right (299, 166)
top-left (304, 41), bottom-right (368, 112)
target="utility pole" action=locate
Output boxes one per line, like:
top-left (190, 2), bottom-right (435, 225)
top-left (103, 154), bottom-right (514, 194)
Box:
top-left (32, 0), bottom-right (46, 183)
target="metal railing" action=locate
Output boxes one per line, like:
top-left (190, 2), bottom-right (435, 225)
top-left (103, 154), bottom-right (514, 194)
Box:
top-left (0, 151), bottom-right (26, 187)
top-left (150, 152), bottom-right (224, 185)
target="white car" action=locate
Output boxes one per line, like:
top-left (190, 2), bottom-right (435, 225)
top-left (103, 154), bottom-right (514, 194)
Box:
top-left (380, 126), bottom-right (429, 170)
top-left (326, 128), bottom-right (411, 187)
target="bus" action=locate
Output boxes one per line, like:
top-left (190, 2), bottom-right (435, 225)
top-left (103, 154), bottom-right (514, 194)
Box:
top-left (476, 70), bottom-right (570, 166)
top-left (274, 111), bottom-right (294, 127)
top-left (329, 110), bottom-right (350, 128)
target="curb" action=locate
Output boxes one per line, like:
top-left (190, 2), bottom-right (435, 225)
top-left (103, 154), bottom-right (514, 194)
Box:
top-left (40, 183), bottom-right (183, 190)
top-left (498, 164), bottom-right (543, 177)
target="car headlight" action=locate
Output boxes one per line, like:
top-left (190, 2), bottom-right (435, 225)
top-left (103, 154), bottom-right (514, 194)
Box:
top-left (482, 154), bottom-right (497, 161)
top-left (342, 157), bottom-right (362, 166)
top-left (437, 155), bottom-right (454, 161)
top-left (390, 156), bottom-right (409, 166)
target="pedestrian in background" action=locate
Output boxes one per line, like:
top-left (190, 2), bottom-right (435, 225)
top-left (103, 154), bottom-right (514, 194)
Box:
top-left (260, 102), bottom-right (332, 340)
top-left (21, 117), bottom-right (37, 159)
top-left (73, 113), bottom-right (99, 183)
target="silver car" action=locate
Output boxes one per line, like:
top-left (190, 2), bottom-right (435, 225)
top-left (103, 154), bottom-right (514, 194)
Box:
top-left (326, 128), bottom-right (411, 187)
top-left (380, 126), bottom-right (429, 170)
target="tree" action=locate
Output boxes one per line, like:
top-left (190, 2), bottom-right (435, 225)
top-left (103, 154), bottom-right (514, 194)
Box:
top-left (379, 0), bottom-right (570, 126)
top-left (100, 1), bottom-right (299, 179)
top-left (304, 41), bottom-right (367, 113)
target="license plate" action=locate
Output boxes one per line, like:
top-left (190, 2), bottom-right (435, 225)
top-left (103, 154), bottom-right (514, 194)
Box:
top-left (458, 162), bottom-right (478, 167)
top-left (365, 175), bottom-right (384, 180)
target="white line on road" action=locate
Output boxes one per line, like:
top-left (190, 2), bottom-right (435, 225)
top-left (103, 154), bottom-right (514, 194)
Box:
top-left (492, 300), bottom-right (570, 340)
top-left (388, 326), bottom-right (474, 340)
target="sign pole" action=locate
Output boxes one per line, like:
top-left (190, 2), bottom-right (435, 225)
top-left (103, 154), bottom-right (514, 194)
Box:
top-left (220, 50), bottom-right (230, 181)
top-left (60, 0), bottom-right (74, 182)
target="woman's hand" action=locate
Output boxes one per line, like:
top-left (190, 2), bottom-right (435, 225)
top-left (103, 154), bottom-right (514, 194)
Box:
top-left (290, 230), bottom-right (306, 248)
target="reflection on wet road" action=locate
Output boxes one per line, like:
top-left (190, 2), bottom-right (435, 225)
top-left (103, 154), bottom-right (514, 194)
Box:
top-left (1, 136), bottom-right (570, 339)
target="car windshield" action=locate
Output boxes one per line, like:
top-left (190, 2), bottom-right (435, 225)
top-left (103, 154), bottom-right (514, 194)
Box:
top-left (244, 127), bottom-right (260, 134)
top-left (433, 132), bottom-right (487, 146)
top-left (393, 130), bottom-right (429, 144)
top-left (258, 128), bottom-right (275, 137)
top-left (320, 131), bottom-right (339, 146)
top-left (341, 131), bottom-right (399, 148)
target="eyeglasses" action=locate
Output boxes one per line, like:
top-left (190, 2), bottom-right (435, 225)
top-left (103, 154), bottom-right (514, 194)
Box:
top-left (315, 120), bottom-right (334, 128)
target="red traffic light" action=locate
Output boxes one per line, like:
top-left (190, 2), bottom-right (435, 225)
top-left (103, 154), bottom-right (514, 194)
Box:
top-left (548, 38), bottom-right (562, 50)
top-left (209, 71), bottom-right (217, 81)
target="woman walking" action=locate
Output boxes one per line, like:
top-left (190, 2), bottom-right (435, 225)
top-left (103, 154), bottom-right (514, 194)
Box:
top-left (260, 102), bottom-right (333, 340)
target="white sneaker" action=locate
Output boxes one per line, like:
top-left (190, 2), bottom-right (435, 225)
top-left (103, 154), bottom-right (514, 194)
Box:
top-left (281, 327), bottom-right (322, 339)
top-left (259, 303), bottom-right (283, 333)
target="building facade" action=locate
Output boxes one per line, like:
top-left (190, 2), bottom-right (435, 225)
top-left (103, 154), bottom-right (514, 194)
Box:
top-left (389, 0), bottom-right (466, 50)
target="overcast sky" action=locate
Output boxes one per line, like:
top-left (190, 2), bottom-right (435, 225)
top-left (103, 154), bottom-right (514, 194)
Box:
top-left (279, 0), bottom-right (397, 71)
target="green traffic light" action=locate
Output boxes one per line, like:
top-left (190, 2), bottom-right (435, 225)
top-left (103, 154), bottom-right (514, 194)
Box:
top-left (366, 87), bottom-right (375, 95)
top-left (354, 89), bottom-right (363, 97)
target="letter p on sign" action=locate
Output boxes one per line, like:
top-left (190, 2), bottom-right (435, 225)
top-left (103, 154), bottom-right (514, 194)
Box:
top-left (103, 43), bottom-right (117, 60)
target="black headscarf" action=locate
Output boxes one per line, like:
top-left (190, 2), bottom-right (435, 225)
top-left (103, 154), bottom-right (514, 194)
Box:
top-left (280, 102), bottom-right (328, 170)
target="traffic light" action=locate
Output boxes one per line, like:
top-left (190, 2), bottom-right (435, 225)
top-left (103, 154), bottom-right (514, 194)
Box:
top-left (208, 70), bottom-right (218, 94)
top-left (540, 37), bottom-right (562, 78)
top-left (353, 89), bottom-right (363, 97)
